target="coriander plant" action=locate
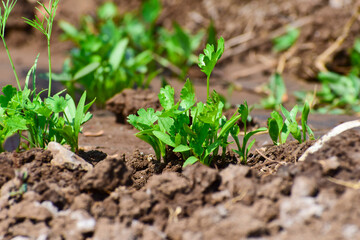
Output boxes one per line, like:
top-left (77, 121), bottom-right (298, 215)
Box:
top-left (230, 101), bottom-right (267, 164)
top-left (296, 38), bottom-right (360, 114)
top-left (24, 0), bottom-right (60, 97)
top-left (260, 72), bottom-right (287, 110)
top-left (0, 0), bottom-right (94, 153)
top-left (55, 0), bottom-right (205, 106)
top-left (129, 37), bottom-right (238, 167)
top-left (268, 103), bottom-right (314, 145)
top-left (198, 37), bottom-right (225, 99)
top-left (0, 0), bottom-right (20, 89)
top-left (128, 79), bottom-right (241, 167)
top-left (129, 37), bottom-right (266, 168)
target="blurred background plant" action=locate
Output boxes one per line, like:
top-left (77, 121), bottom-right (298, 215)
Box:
top-left (54, 0), bottom-right (206, 107)
top-left (272, 27), bottom-right (300, 52)
top-left (260, 73), bottom-right (287, 110)
top-left (259, 27), bottom-right (299, 110)
top-left (296, 38), bottom-right (360, 114)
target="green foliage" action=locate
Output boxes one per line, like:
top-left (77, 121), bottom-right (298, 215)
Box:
top-left (267, 103), bottom-right (314, 145)
top-left (128, 79), bottom-right (241, 167)
top-left (272, 27), bottom-right (300, 52)
top-left (158, 23), bottom-right (204, 77)
top-left (296, 38), bottom-right (360, 114)
top-left (230, 101), bottom-right (267, 164)
top-left (0, 0), bottom-right (94, 153)
top-left (0, 0), bottom-right (17, 37)
top-left (198, 37), bottom-right (225, 99)
top-left (295, 71), bottom-right (360, 114)
top-left (350, 38), bottom-right (360, 75)
top-left (129, 37), bottom-right (235, 167)
top-left (260, 73), bottom-right (287, 109)
top-left (129, 37), bottom-right (267, 168)
top-left (54, 92), bottom-right (95, 152)
top-left (24, 0), bottom-right (60, 97)
top-left (0, 0), bottom-right (20, 89)
top-left (0, 80), bottom-right (94, 152)
top-left (55, 0), bottom-right (205, 107)
top-left (318, 71), bottom-right (360, 109)
top-left (142, 0), bottom-right (161, 24)
top-left (23, 0), bottom-right (59, 37)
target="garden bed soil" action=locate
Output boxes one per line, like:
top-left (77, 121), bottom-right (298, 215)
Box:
top-left (1, 129), bottom-right (360, 239)
top-left (2, 0), bottom-right (360, 239)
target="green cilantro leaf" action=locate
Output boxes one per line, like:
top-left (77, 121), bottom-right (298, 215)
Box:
top-left (129, 108), bottom-right (159, 130)
top-left (179, 78), bottom-right (196, 111)
top-left (45, 95), bottom-right (67, 113)
top-left (159, 85), bottom-right (174, 110)
top-left (0, 85), bottom-right (17, 107)
top-left (198, 36), bottom-right (224, 78)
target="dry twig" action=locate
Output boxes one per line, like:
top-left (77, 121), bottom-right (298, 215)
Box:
top-left (315, 6), bottom-right (360, 72)
top-left (328, 177), bottom-right (360, 189)
top-left (220, 16), bottom-right (313, 62)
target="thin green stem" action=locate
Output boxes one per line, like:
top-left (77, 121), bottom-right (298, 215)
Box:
top-left (47, 37), bottom-right (52, 96)
top-left (2, 37), bottom-right (20, 90)
top-left (206, 75), bottom-right (210, 100)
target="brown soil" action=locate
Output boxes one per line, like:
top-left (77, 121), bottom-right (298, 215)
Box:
top-left (1, 130), bottom-right (360, 239)
top-left (2, 0), bottom-right (360, 239)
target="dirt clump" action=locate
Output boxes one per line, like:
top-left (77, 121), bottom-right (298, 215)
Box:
top-left (1, 129), bottom-right (360, 239)
top-left (106, 89), bottom-right (161, 123)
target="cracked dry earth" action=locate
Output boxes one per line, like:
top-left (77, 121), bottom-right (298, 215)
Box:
top-left (0, 129), bottom-right (360, 239)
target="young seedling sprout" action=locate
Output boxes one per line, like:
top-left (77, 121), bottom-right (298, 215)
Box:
top-left (198, 37), bottom-right (224, 99)
top-left (24, 0), bottom-right (60, 97)
top-left (0, 0), bottom-right (94, 153)
top-left (0, 0), bottom-right (20, 89)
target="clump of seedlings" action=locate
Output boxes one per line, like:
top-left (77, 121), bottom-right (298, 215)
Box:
top-left (0, 0), bottom-right (94, 153)
top-left (129, 37), bottom-right (266, 167)
top-left (296, 38), bottom-right (360, 114)
top-left (267, 102), bottom-right (315, 145)
top-left (260, 72), bottom-right (287, 110)
top-left (54, 0), bottom-right (205, 106)
top-left (231, 102), bottom-right (267, 164)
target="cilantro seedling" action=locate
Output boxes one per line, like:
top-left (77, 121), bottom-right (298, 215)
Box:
top-left (0, 0), bottom-right (94, 153)
top-left (230, 101), bottom-right (267, 164)
top-left (130, 37), bottom-right (273, 167)
top-left (198, 36), bottom-right (225, 99)
top-left (296, 38), bottom-right (360, 114)
top-left (268, 103), bottom-right (314, 145)
top-left (260, 73), bottom-right (287, 110)
top-left (55, 0), bottom-right (205, 106)
top-left (0, 0), bottom-right (20, 89)
top-left (55, 92), bottom-right (95, 152)
top-left (24, 0), bottom-right (60, 97)
top-left (129, 79), bottom-right (242, 167)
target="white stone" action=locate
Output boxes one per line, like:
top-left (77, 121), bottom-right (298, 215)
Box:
top-left (48, 142), bottom-right (93, 171)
